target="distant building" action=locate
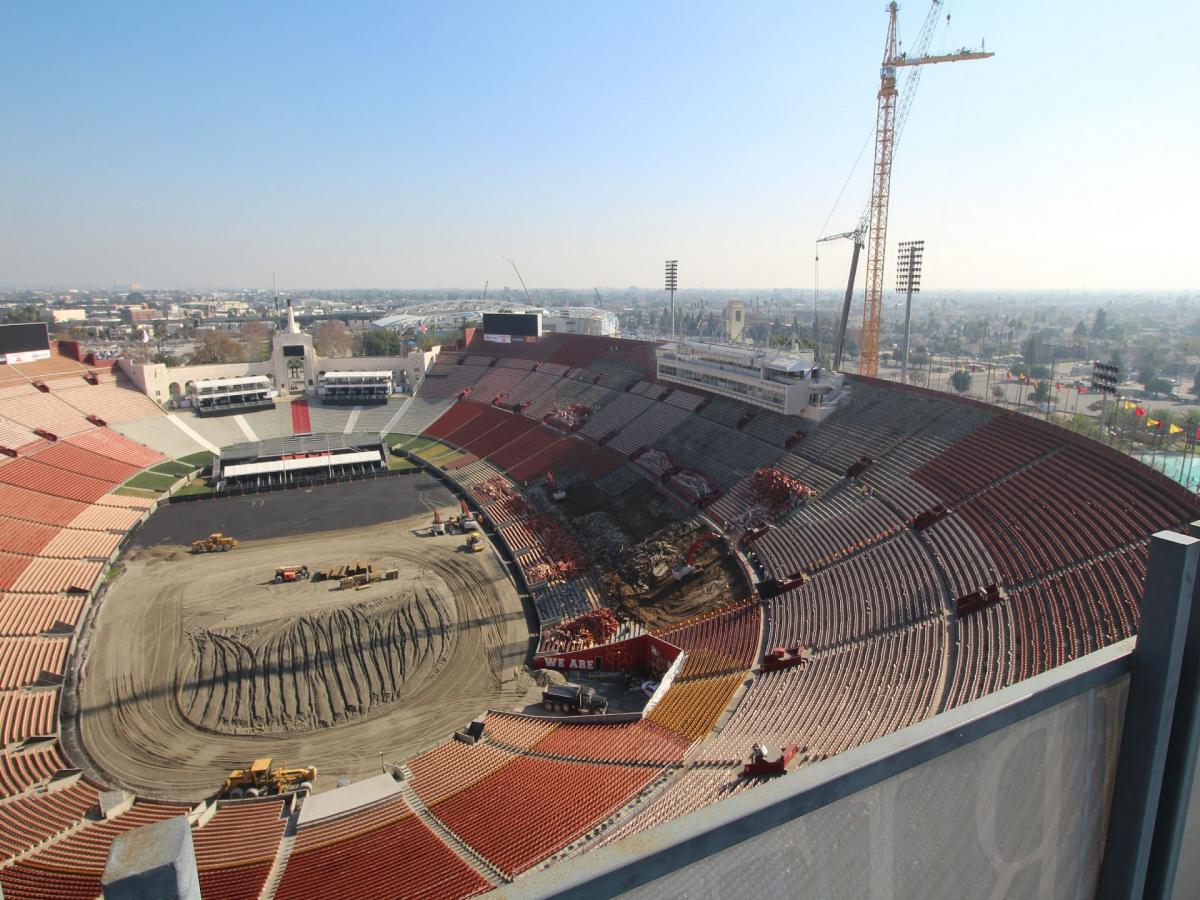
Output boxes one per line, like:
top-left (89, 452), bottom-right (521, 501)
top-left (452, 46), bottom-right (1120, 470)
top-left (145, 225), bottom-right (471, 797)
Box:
top-left (124, 307), bottom-right (156, 324)
top-left (122, 299), bottom-right (438, 407)
top-left (656, 339), bottom-right (845, 418)
top-left (723, 300), bottom-right (746, 342)
top-left (51, 308), bottom-right (87, 324)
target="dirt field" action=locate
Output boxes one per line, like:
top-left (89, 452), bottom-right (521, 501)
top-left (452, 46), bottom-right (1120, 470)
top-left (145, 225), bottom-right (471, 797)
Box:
top-left (70, 509), bottom-right (537, 801)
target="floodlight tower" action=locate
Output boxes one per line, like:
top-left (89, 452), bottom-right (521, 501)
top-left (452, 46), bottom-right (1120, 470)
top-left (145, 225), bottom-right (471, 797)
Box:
top-left (665, 260), bottom-right (679, 341)
top-left (896, 240), bottom-right (924, 384)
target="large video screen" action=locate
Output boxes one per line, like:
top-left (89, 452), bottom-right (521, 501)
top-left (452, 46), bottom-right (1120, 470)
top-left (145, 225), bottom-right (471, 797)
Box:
top-left (0, 322), bottom-right (51, 363)
top-left (483, 312), bottom-right (541, 339)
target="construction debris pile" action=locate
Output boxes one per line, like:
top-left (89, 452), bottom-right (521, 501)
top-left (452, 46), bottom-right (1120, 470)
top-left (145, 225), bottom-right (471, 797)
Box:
top-left (472, 477), bottom-right (535, 526)
top-left (611, 521), bottom-right (697, 595)
top-left (523, 515), bottom-right (586, 583)
top-left (540, 608), bottom-right (622, 653)
top-left (670, 470), bottom-right (720, 505)
top-left (634, 448), bottom-right (678, 479)
top-left (750, 467), bottom-right (813, 517)
top-left (571, 511), bottom-right (630, 572)
top-left (471, 477), bottom-right (516, 504)
top-left (544, 403), bottom-right (590, 433)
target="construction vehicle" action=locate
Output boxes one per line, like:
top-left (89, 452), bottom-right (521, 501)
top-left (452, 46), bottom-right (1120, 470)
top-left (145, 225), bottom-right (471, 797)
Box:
top-left (430, 508), bottom-right (446, 536)
top-left (672, 532), bottom-right (722, 581)
top-left (192, 533), bottom-right (238, 553)
top-left (458, 499), bottom-right (479, 532)
top-left (220, 758), bottom-right (316, 799)
top-left (273, 565), bottom-right (309, 583)
top-left (546, 471), bottom-right (567, 502)
top-left (465, 534), bottom-right (485, 553)
top-left (762, 644), bottom-right (810, 673)
top-left (542, 682), bottom-right (607, 715)
top-left (741, 742), bottom-right (800, 777)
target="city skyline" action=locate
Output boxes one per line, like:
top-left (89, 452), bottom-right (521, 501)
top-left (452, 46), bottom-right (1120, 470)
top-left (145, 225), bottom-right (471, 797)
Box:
top-left (2, 2), bottom-right (1197, 291)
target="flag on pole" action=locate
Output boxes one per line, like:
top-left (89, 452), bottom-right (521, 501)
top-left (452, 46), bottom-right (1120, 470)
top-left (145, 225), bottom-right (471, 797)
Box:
top-left (1170, 423), bottom-right (1183, 435)
top-left (1147, 418), bottom-right (1161, 429)
top-left (1135, 406), bottom-right (1147, 417)
top-left (140, 327), bottom-right (150, 344)
top-left (1123, 399), bottom-right (1137, 410)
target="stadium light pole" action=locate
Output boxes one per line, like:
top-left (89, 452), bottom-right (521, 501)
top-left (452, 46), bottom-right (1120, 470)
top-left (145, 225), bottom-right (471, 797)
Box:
top-left (665, 260), bottom-right (678, 341)
top-left (896, 240), bottom-right (924, 385)
top-left (1091, 360), bottom-right (1119, 446)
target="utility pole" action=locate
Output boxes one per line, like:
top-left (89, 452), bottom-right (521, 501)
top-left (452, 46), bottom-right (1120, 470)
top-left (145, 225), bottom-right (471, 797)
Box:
top-left (895, 240), bottom-right (924, 385)
top-left (665, 260), bottom-right (678, 341)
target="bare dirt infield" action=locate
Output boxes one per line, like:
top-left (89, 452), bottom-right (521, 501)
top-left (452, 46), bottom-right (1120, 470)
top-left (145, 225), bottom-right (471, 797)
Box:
top-left (71, 510), bottom-right (535, 801)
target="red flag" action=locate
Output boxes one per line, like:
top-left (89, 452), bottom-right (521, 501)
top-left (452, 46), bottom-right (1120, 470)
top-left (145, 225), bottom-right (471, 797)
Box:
top-left (1056, 382), bottom-right (1062, 392)
top-left (1079, 386), bottom-right (1086, 394)
top-left (1135, 406), bottom-right (1146, 417)
top-left (1195, 426), bottom-right (1200, 440)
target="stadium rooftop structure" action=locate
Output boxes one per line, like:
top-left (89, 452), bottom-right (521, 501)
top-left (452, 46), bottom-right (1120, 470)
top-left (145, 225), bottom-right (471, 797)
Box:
top-left (656, 339), bottom-right (845, 417)
top-left (374, 303), bottom-right (618, 337)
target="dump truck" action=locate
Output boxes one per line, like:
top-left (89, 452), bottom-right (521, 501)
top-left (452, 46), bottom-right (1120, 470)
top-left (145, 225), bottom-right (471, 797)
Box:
top-left (465, 534), bottom-right (484, 553)
top-left (542, 682), bottom-right (607, 715)
top-left (220, 757), bottom-right (316, 799)
top-left (192, 533), bottom-right (238, 553)
top-left (274, 565), bottom-right (309, 583)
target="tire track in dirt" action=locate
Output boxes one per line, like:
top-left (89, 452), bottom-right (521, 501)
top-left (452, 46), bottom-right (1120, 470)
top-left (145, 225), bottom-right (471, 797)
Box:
top-left (180, 587), bottom-right (458, 734)
top-left (70, 515), bottom-right (535, 799)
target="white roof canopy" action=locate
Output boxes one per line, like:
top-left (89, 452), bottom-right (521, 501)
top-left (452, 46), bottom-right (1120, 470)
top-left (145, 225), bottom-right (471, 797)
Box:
top-left (222, 450), bottom-right (381, 479)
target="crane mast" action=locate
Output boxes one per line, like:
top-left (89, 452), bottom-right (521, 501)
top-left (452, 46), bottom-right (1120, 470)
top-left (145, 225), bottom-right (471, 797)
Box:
top-left (860, 6), bottom-right (902, 378)
top-left (854, 1), bottom-right (993, 377)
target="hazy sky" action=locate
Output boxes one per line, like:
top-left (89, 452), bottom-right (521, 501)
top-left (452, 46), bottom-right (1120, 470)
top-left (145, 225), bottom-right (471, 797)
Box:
top-left (2, 1), bottom-right (1197, 292)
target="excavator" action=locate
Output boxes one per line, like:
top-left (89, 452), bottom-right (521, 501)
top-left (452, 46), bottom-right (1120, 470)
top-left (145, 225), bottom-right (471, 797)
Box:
top-left (672, 532), bottom-right (723, 581)
top-left (220, 758), bottom-right (316, 799)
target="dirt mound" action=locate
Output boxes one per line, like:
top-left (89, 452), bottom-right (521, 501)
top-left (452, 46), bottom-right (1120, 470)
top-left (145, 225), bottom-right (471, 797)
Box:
top-left (181, 587), bottom-right (457, 734)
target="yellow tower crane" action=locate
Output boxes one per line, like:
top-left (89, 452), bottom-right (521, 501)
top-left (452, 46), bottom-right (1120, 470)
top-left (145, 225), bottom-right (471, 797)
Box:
top-left (830, 1), bottom-right (992, 377)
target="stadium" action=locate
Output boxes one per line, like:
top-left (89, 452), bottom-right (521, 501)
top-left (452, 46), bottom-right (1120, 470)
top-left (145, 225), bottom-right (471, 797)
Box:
top-left (0, 311), bottom-right (1196, 899)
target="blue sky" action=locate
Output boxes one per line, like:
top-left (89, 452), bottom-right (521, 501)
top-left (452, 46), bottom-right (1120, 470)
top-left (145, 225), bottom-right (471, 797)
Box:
top-left (1, 1), bottom-right (1196, 291)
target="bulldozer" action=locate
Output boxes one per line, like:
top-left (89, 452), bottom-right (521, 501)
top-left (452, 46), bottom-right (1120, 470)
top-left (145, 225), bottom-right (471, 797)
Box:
top-left (192, 533), bottom-right (239, 553)
top-left (221, 758), bottom-right (316, 799)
